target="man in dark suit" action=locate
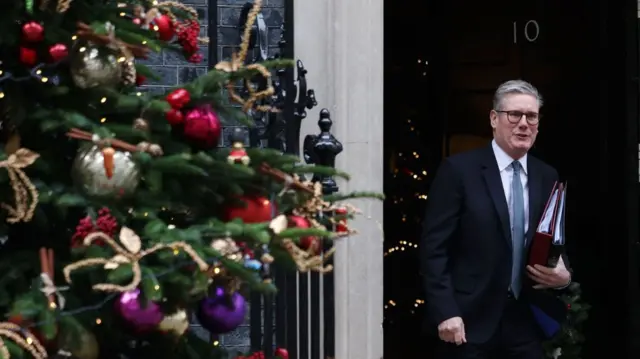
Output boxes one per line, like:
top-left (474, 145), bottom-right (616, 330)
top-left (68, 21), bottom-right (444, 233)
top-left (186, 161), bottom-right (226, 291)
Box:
top-left (421, 80), bottom-right (572, 359)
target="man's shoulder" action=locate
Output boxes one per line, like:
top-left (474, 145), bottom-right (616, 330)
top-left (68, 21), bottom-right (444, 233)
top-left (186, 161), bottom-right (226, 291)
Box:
top-left (444, 146), bottom-right (490, 168)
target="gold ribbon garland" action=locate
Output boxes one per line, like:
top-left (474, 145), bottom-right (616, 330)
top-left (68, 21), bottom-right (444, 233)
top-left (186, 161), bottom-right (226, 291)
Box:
top-left (0, 148), bottom-right (39, 224)
top-left (39, 0), bottom-right (72, 12)
top-left (63, 227), bottom-right (209, 293)
top-left (0, 322), bottom-right (47, 359)
top-left (214, 0), bottom-right (276, 113)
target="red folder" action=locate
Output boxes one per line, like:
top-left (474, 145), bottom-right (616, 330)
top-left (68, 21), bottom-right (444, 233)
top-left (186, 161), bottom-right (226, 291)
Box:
top-left (528, 181), bottom-right (566, 267)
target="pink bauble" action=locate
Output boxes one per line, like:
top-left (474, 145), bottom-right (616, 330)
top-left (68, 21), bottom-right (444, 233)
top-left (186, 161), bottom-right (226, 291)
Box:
top-left (183, 105), bottom-right (221, 149)
top-left (114, 289), bottom-right (163, 333)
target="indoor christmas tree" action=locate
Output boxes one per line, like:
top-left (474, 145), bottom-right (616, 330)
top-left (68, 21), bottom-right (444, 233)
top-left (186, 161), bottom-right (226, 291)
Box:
top-left (0, 1), bottom-right (376, 358)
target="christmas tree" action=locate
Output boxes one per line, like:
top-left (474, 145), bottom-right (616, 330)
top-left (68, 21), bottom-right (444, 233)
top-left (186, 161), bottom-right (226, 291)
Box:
top-left (0, 1), bottom-right (378, 358)
top-left (543, 282), bottom-right (590, 359)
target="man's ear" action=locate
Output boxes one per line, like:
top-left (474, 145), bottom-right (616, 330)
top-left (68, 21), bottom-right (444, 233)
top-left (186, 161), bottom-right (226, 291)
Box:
top-left (490, 110), bottom-right (498, 130)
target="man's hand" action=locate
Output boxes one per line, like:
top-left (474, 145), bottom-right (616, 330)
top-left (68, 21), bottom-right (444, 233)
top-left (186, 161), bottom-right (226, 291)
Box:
top-left (527, 256), bottom-right (571, 289)
top-left (437, 316), bottom-right (466, 345)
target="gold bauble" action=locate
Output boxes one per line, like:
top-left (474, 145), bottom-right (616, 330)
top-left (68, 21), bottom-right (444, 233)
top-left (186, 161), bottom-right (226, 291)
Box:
top-left (158, 309), bottom-right (189, 337)
top-left (57, 328), bottom-right (99, 359)
top-left (72, 144), bottom-right (140, 198)
top-left (70, 42), bottom-right (122, 89)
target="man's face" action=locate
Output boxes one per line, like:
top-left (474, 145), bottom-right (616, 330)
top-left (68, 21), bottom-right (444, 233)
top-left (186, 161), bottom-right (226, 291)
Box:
top-left (490, 93), bottom-right (539, 159)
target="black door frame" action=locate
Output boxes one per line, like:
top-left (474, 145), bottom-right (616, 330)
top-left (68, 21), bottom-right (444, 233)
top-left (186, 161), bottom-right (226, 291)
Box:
top-left (593, 0), bottom-right (639, 357)
top-left (622, 0), bottom-right (640, 356)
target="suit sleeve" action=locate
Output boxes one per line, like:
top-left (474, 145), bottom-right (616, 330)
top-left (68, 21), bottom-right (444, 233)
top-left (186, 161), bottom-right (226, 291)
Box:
top-left (420, 158), bottom-right (463, 325)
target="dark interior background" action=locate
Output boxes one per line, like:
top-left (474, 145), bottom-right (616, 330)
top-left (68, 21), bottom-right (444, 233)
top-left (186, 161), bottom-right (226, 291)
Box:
top-left (383, 0), bottom-right (640, 357)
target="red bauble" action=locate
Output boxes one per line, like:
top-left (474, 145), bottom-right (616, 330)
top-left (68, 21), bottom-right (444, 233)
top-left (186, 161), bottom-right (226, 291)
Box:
top-left (154, 14), bottom-right (175, 41)
top-left (48, 43), bottom-right (68, 62)
top-left (19, 47), bottom-right (37, 66)
top-left (166, 88), bottom-right (190, 109)
top-left (22, 21), bottom-right (44, 42)
top-left (274, 348), bottom-right (289, 359)
top-left (135, 74), bottom-right (146, 86)
top-left (183, 106), bottom-right (221, 148)
top-left (166, 109), bottom-right (184, 125)
top-left (288, 215), bottom-right (320, 254)
top-left (224, 196), bottom-right (273, 224)
top-left (334, 207), bottom-right (348, 232)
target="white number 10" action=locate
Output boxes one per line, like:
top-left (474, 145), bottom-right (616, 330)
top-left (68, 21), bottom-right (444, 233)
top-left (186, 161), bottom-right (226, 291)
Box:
top-left (513, 20), bottom-right (540, 44)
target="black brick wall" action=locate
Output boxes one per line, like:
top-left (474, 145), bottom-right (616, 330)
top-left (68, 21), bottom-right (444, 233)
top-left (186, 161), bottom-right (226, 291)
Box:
top-left (138, 0), bottom-right (285, 354)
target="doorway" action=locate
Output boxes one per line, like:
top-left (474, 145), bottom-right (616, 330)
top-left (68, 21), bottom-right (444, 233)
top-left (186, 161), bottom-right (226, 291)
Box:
top-left (383, 0), bottom-right (640, 357)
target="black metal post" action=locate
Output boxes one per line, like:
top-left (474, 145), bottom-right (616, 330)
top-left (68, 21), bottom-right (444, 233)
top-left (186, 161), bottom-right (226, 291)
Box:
top-left (303, 109), bottom-right (342, 358)
top-left (207, 0), bottom-right (218, 67)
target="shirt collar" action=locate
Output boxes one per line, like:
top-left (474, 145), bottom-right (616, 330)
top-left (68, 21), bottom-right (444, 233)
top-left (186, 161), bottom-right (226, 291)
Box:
top-left (491, 140), bottom-right (528, 174)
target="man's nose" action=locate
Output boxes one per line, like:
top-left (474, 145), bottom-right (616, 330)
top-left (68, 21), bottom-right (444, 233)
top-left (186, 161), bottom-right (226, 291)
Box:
top-left (518, 122), bottom-right (528, 129)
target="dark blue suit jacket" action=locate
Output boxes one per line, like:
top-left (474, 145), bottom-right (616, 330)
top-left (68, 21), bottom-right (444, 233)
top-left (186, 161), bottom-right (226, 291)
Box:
top-left (420, 144), bottom-right (567, 343)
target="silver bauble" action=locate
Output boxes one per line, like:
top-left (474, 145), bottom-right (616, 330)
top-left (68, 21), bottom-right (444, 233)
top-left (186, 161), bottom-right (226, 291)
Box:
top-left (70, 42), bottom-right (122, 89)
top-left (72, 145), bottom-right (140, 198)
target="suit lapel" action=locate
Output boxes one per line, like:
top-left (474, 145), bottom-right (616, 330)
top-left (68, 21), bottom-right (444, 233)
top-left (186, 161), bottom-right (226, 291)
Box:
top-left (481, 147), bottom-right (512, 249)
top-left (526, 160), bottom-right (542, 246)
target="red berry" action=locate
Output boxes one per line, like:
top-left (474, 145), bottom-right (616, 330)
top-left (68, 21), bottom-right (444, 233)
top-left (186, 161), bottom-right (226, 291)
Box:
top-left (22, 21), bottom-right (44, 42)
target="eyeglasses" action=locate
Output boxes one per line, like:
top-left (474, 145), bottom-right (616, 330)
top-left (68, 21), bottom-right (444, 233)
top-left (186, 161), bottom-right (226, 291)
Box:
top-left (495, 110), bottom-right (540, 125)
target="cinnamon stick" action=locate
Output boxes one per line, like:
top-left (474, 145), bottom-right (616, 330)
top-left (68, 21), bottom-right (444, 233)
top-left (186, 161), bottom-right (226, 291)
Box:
top-left (76, 22), bottom-right (150, 58)
top-left (258, 163), bottom-right (314, 194)
top-left (39, 248), bottom-right (55, 305)
top-left (66, 128), bottom-right (138, 152)
top-left (47, 248), bottom-right (54, 281)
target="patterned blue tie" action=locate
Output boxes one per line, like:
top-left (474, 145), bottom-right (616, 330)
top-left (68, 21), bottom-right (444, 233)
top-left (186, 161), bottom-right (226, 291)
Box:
top-left (511, 161), bottom-right (525, 298)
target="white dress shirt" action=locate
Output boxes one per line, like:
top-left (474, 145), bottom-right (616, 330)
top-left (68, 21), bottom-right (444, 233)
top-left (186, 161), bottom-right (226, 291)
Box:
top-left (491, 141), bottom-right (570, 289)
top-left (491, 140), bottom-right (529, 234)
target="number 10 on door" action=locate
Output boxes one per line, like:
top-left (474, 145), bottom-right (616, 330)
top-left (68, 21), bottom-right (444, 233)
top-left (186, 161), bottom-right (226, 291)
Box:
top-left (513, 20), bottom-right (540, 43)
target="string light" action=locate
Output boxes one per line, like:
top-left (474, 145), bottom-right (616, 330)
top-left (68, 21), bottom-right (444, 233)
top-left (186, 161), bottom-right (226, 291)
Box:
top-left (0, 60), bottom-right (63, 85)
top-left (384, 299), bottom-right (425, 315)
top-left (384, 241), bottom-right (418, 256)
top-left (7, 256), bottom-right (229, 330)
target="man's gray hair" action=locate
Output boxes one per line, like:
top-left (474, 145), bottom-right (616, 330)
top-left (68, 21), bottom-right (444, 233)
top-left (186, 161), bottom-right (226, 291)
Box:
top-left (492, 80), bottom-right (543, 110)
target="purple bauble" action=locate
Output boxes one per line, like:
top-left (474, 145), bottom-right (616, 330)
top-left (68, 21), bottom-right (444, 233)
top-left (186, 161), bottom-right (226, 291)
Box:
top-left (197, 287), bottom-right (247, 334)
top-left (114, 289), bottom-right (164, 333)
